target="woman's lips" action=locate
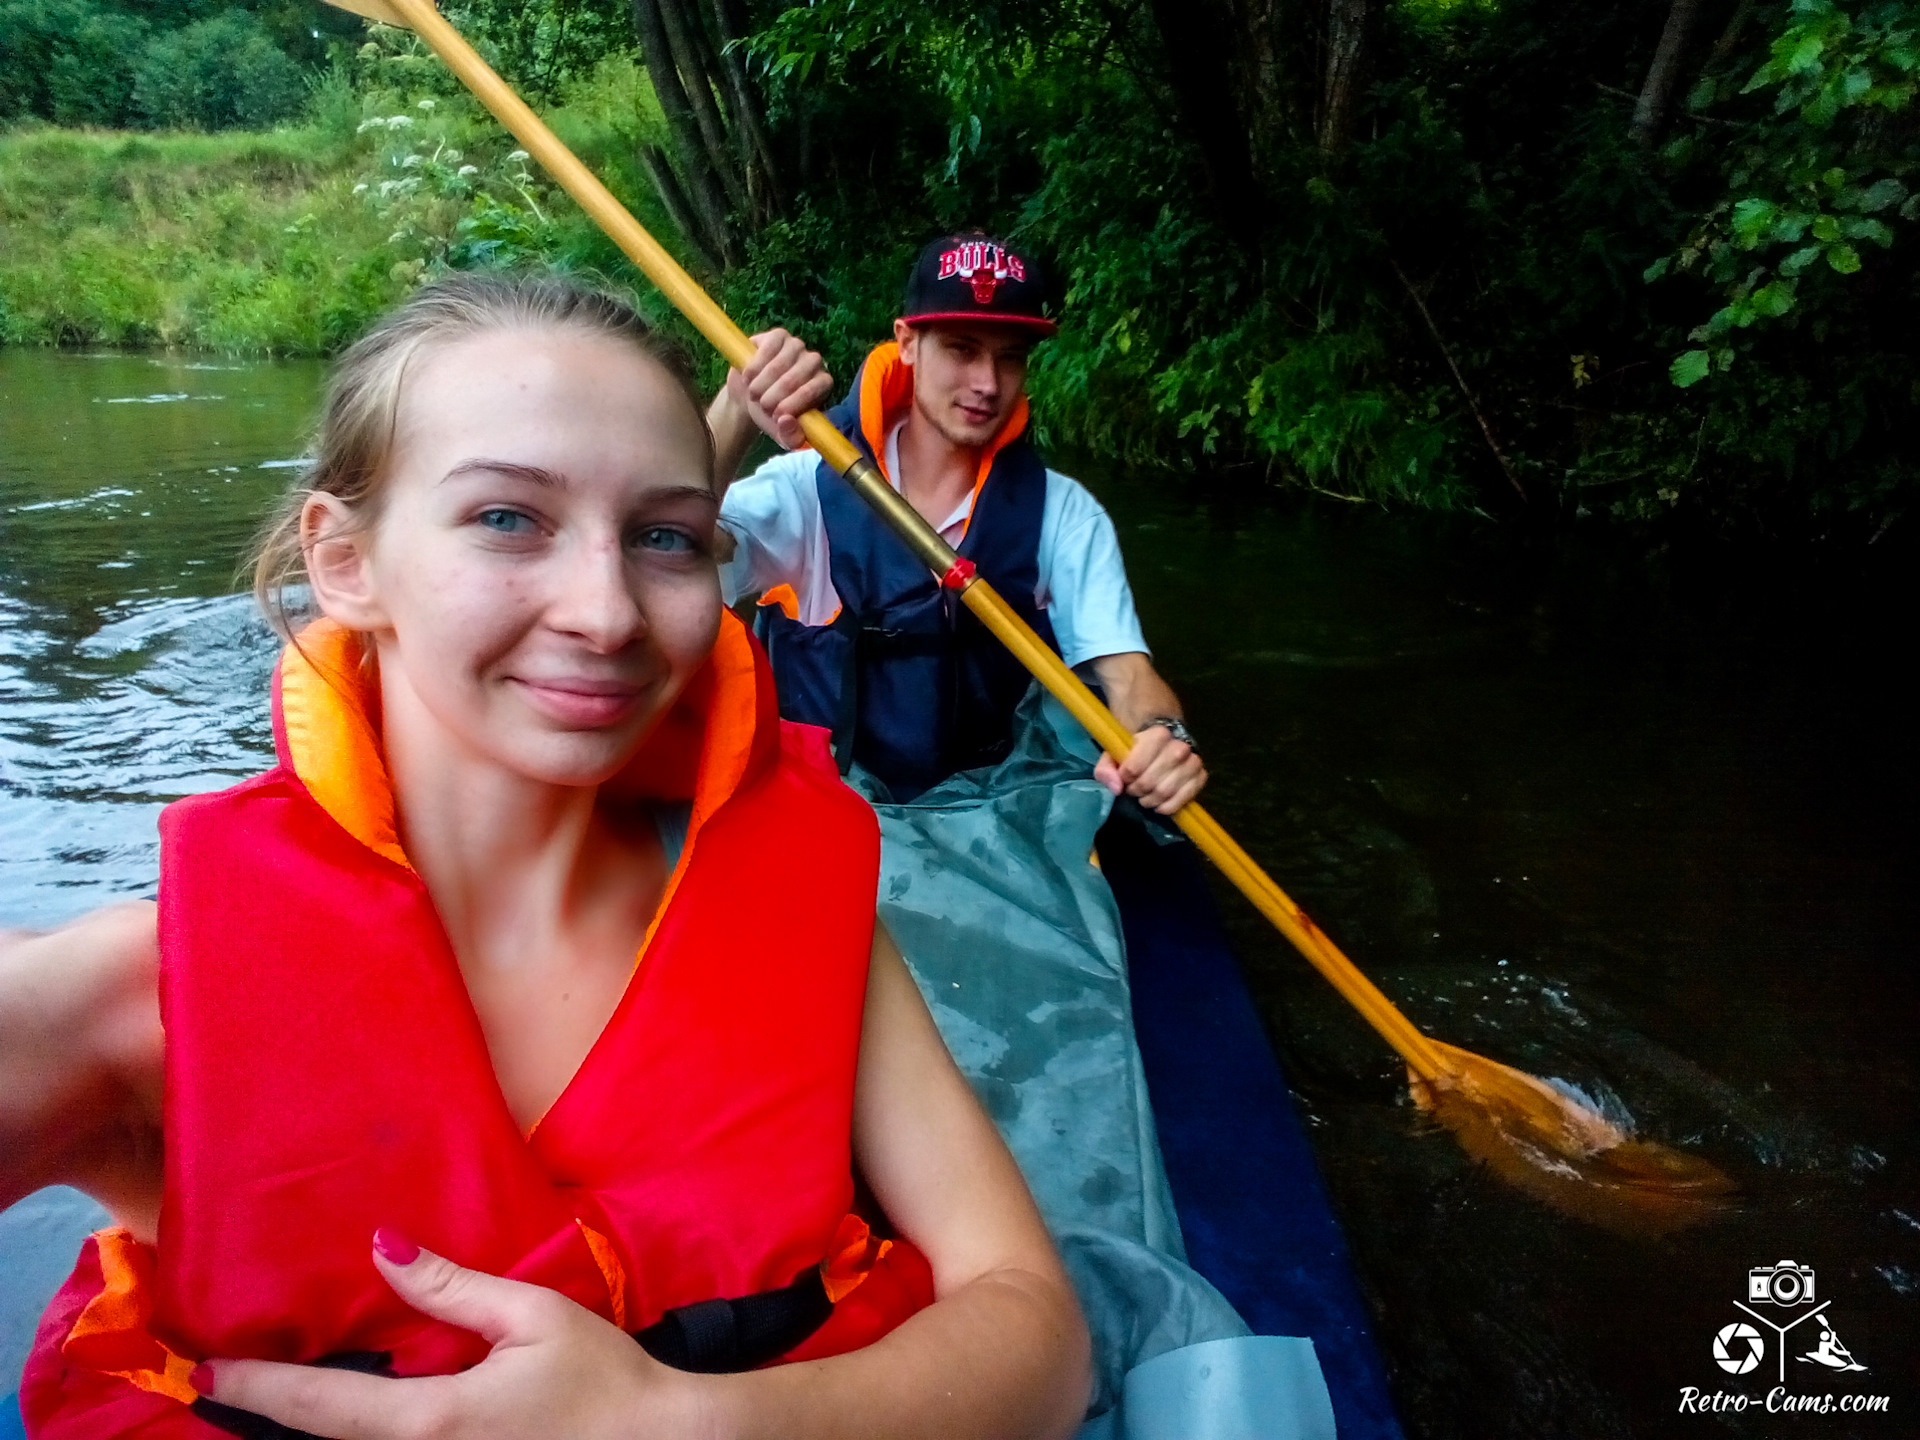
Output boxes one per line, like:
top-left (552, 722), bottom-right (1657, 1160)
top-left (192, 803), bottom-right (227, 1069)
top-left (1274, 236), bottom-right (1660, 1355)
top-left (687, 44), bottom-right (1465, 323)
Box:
top-left (510, 676), bottom-right (646, 728)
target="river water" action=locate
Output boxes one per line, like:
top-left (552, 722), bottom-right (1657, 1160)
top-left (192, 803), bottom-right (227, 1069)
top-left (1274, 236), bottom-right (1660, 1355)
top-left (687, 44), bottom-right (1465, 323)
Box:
top-left (2, 347), bottom-right (1914, 1437)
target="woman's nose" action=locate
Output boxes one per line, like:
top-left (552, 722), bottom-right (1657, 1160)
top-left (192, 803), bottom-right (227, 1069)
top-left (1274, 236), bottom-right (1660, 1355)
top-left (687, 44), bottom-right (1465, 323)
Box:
top-left (548, 531), bottom-right (645, 649)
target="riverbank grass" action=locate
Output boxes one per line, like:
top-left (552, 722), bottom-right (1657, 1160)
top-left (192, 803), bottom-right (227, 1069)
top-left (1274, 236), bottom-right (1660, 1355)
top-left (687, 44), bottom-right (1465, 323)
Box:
top-left (0, 125), bottom-right (405, 353)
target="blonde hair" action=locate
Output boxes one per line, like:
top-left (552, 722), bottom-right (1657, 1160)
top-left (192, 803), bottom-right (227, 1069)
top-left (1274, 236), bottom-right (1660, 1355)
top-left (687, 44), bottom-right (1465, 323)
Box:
top-left (251, 270), bottom-right (709, 638)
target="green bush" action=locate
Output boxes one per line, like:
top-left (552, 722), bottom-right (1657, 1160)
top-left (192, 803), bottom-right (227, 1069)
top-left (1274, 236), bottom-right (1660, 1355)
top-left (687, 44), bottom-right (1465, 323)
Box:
top-left (0, 0), bottom-right (149, 127)
top-left (132, 11), bottom-right (308, 130)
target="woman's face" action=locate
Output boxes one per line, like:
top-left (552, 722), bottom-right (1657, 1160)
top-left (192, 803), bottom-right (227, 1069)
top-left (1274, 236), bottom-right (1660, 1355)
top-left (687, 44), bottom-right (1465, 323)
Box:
top-left (306, 325), bottom-right (721, 788)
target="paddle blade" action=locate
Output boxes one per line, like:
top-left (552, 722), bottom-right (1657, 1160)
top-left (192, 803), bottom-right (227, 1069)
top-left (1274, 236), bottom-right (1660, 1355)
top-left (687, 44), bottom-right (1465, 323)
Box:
top-left (320, 0), bottom-right (413, 29)
top-left (1411, 1041), bottom-right (1737, 1236)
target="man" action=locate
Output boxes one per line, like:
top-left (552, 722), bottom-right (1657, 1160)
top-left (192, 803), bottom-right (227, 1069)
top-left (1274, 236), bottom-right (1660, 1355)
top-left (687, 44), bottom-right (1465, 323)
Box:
top-left (706, 232), bottom-right (1207, 812)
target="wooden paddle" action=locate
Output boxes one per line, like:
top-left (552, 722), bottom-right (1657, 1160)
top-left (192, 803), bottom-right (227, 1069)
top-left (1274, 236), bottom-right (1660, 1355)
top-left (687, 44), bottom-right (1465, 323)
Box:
top-left (317, 0), bottom-right (1734, 1226)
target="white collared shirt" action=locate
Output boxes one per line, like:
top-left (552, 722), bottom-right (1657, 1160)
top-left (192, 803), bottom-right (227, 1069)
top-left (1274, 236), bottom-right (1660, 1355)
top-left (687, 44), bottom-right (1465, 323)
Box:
top-left (718, 425), bottom-right (1150, 669)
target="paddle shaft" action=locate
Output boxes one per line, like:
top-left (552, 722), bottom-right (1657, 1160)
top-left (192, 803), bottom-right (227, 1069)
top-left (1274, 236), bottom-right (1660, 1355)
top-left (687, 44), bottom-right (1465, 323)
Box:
top-left (344, 0), bottom-right (1453, 1084)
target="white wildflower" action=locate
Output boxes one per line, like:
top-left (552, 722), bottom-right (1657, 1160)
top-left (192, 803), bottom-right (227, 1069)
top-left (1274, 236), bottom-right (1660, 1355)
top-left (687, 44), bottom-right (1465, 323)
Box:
top-left (457, 164), bottom-right (479, 177)
top-left (416, 98), bottom-right (437, 111)
top-left (507, 149), bottom-right (529, 163)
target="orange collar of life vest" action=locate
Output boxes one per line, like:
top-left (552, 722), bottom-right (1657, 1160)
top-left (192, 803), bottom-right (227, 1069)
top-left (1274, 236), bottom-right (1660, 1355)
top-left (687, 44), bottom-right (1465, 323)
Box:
top-left (271, 608), bottom-right (778, 950)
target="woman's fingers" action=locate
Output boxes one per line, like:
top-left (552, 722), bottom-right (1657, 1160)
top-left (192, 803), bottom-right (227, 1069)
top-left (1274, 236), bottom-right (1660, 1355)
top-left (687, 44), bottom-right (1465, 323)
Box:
top-left (195, 1237), bottom-right (664, 1440)
top-left (196, 1359), bottom-right (446, 1440)
top-left (369, 1234), bottom-right (555, 1349)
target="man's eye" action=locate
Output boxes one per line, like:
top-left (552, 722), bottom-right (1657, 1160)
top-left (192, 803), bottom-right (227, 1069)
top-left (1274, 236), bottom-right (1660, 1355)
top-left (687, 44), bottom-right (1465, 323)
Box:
top-left (478, 508), bottom-right (533, 533)
top-left (636, 526), bottom-right (695, 553)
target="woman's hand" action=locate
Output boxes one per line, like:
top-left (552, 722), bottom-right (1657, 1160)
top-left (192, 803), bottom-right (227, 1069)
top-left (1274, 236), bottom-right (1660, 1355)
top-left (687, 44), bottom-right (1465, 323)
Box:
top-left (199, 1236), bottom-right (714, 1440)
top-left (0, 901), bottom-right (164, 1230)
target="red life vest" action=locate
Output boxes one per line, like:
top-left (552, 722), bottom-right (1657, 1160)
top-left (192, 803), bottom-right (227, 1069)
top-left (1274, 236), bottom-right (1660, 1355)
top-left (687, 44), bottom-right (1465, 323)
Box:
top-left (23, 613), bottom-right (932, 1438)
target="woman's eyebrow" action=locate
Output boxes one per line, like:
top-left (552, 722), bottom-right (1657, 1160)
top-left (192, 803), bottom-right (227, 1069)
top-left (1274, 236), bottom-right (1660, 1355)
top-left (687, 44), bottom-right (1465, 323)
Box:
top-left (439, 461), bottom-right (716, 505)
top-left (441, 458), bottom-right (568, 488)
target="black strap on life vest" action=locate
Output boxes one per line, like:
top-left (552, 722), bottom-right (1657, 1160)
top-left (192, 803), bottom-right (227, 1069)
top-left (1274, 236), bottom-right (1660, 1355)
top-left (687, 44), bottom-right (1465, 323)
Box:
top-left (633, 1264), bottom-right (833, 1373)
top-left (193, 1270), bottom-right (835, 1440)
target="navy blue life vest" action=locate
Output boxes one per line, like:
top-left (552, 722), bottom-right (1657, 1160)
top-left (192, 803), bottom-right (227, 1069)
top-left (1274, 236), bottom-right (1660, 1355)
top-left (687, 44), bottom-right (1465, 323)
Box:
top-left (757, 348), bottom-right (1060, 801)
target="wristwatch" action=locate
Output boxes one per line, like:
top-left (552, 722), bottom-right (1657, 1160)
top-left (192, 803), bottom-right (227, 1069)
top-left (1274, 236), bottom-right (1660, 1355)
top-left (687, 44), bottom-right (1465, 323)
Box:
top-left (1143, 716), bottom-right (1197, 753)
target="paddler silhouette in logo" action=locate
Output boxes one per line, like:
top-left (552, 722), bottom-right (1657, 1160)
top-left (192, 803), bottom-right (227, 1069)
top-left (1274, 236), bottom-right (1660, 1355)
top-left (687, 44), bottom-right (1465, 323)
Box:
top-left (1798, 1313), bottom-right (1867, 1373)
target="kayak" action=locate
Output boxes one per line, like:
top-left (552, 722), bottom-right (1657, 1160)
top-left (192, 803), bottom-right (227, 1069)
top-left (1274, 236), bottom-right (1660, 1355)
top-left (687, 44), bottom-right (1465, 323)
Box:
top-left (1097, 812), bottom-right (1404, 1439)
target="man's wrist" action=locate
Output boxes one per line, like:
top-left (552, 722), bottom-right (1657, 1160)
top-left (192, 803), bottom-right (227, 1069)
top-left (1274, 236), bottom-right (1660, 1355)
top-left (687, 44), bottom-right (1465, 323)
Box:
top-left (1141, 715), bottom-right (1196, 752)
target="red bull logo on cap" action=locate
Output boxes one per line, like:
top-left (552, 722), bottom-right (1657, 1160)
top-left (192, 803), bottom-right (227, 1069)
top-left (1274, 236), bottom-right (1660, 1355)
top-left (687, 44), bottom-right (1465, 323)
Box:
top-left (937, 241), bottom-right (1028, 305)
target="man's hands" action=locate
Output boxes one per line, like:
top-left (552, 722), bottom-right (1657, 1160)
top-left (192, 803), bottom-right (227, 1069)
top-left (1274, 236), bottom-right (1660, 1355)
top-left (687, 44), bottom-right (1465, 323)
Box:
top-left (199, 1238), bottom-right (712, 1440)
top-left (1086, 652), bottom-right (1208, 815)
top-left (1092, 721), bottom-right (1206, 816)
top-left (707, 328), bottom-right (834, 486)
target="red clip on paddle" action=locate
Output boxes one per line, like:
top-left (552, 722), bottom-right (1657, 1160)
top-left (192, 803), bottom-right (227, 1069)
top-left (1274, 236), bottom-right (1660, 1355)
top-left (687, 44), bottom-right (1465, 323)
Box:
top-left (940, 557), bottom-right (977, 591)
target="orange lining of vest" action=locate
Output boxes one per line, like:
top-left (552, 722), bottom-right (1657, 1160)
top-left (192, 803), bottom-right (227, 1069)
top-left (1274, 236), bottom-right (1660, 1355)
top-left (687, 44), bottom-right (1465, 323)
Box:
top-left (61, 1228), bottom-right (199, 1405)
top-left (855, 341), bottom-right (1030, 545)
top-left (277, 613), bottom-right (760, 913)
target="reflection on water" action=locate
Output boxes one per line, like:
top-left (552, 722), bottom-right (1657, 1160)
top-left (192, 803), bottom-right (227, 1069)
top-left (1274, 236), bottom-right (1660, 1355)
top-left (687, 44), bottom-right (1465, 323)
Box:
top-left (2, 348), bottom-right (1914, 1436)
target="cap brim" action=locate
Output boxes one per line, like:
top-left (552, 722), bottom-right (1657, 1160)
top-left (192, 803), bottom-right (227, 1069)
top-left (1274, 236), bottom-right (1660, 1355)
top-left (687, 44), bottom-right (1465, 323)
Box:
top-left (899, 311), bottom-right (1059, 337)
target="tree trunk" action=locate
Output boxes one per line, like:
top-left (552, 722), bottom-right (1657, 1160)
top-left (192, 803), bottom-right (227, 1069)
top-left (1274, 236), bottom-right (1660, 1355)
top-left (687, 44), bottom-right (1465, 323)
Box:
top-left (705, 0), bottom-right (785, 216)
top-left (1319, 0), bottom-right (1369, 152)
top-left (1630, 0), bottom-right (1705, 146)
top-left (630, 0), bottom-right (736, 265)
top-left (638, 142), bottom-right (721, 276)
top-left (656, 0), bottom-right (750, 214)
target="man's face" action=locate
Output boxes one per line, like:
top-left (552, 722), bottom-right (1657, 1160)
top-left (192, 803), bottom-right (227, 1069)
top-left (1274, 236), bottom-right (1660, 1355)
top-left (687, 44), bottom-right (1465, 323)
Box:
top-left (894, 320), bottom-right (1035, 449)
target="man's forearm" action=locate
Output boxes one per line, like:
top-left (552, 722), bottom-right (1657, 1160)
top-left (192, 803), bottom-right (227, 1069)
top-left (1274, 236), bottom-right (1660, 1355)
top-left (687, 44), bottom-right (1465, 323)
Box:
top-left (707, 388), bottom-right (758, 492)
top-left (1087, 651), bottom-right (1182, 733)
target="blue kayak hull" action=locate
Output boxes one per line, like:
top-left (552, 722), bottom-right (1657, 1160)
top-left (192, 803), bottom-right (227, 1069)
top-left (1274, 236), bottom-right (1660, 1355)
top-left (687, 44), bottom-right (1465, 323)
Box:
top-left (1099, 815), bottom-right (1405, 1440)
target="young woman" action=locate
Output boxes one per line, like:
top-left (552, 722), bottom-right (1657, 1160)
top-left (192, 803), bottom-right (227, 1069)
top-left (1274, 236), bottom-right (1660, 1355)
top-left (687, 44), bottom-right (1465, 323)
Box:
top-left (0, 273), bottom-right (1089, 1440)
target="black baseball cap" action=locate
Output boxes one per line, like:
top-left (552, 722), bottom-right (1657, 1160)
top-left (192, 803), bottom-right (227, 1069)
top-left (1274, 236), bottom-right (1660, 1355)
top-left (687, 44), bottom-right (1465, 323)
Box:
top-left (900, 233), bottom-right (1057, 336)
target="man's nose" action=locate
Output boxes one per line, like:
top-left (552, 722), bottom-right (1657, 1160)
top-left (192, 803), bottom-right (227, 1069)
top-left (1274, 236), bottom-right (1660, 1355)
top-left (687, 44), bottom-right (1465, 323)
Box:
top-left (549, 530), bottom-right (645, 650)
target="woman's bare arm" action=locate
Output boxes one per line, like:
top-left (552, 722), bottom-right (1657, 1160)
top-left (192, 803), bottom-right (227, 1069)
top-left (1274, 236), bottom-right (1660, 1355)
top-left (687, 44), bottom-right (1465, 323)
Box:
top-left (0, 901), bottom-right (164, 1233)
top-left (698, 923), bottom-right (1092, 1438)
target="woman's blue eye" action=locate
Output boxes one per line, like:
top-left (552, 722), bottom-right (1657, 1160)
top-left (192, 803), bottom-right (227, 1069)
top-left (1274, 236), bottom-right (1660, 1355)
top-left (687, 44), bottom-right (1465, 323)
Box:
top-left (478, 508), bottom-right (533, 534)
top-left (636, 526), bottom-right (695, 553)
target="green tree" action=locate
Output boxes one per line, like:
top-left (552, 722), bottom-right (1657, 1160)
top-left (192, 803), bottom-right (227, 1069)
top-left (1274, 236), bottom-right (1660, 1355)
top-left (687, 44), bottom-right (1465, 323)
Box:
top-left (132, 10), bottom-right (309, 130)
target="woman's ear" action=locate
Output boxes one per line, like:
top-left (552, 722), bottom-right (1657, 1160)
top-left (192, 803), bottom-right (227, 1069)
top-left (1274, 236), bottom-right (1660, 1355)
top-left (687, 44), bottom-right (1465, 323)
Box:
top-left (301, 493), bottom-right (388, 632)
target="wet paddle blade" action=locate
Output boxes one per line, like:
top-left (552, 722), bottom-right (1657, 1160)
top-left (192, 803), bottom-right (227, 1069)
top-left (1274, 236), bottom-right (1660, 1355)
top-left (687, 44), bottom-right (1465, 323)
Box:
top-left (320, 0), bottom-right (412, 28)
top-left (1411, 1040), bottom-right (1738, 1235)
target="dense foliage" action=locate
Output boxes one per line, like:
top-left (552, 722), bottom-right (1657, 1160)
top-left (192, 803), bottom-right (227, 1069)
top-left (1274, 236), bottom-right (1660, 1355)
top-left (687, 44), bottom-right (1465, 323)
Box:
top-left (0, 0), bottom-right (353, 130)
top-left (2, 0), bottom-right (1914, 533)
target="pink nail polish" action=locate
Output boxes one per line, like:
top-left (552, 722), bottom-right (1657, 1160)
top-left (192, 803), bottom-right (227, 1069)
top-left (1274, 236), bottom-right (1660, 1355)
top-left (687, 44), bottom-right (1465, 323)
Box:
top-left (189, 1364), bottom-right (216, 1397)
top-left (372, 1227), bottom-right (421, 1264)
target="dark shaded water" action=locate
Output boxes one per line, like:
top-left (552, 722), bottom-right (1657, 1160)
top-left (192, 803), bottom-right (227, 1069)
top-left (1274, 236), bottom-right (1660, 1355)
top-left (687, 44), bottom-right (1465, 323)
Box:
top-left (2, 348), bottom-right (1915, 1437)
